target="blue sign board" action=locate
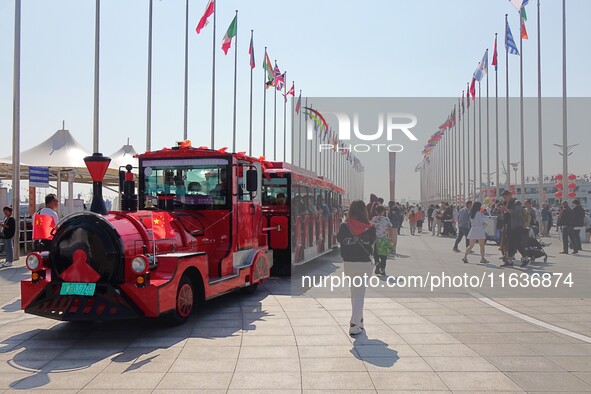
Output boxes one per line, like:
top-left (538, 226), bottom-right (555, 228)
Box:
top-left (29, 167), bottom-right (49, 188)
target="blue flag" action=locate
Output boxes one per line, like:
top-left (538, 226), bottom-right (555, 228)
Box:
top-left (473, 49), bottom-right (489, 82)
top-left (505, 22), bottom-right (520, 56)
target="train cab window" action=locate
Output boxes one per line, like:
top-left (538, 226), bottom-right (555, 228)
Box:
top-left (141, 158), bottom-right (230, 210)
top-left (262, 178), bottom-right (289, 206)
top-left (236, 165), bottom-right (252, 202)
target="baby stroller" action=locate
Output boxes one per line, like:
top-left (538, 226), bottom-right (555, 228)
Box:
top-left (520, 228), bottom-right (548, 267)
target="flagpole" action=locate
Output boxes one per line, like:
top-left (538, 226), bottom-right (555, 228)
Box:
top-left (146, 0), bottom-right (152, 151)
top-left (486, 49), bottom-right (491, 197)
top-left (93, 0), bottom-right (101, 152)
top-left (304, 98), bottom-right (308, 169)
top-left (183, 0), bottom-right (189, 140)
top-left (495, 34), bottom-right (500, 197)
top-left (290, 83), bottom-right (294, 164)
top-left (298, 90), bottom-right (302, 166)
top-left (473, 81), bottom-right (476, 200)
top-left (462, 92), bottom-right (466, 201)
top-left (519, 6), bottom-right (525, 201)
top-left (282, 71), bottom-right (287, 161)
top-left (505, 14), bottom-right (511, 189)
top-left (467, 84), bottom-right (471, 200)
top-left (478, 78), bottom-right (482, 200)
top-left (248, 30), bottom-right (253, 156)
top-left (537, 0), bottom-right (543, 205)
top-left (273, 60), bottom-right (277, 161)
top-left (210, 0), bottom-right (216, 149)
top-left (232, 10), bottom-right (238, 152)
top-left (561, 0), bottom-right (568, 200)
top-left (11, 0), bottom-right (21, 260)
top-left (262, 47), bottom-right (267, 157)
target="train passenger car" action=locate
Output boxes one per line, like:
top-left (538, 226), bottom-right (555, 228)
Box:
top-left (21, 144), bottom-right (271, 324)
top-left (261, 162), bottom-right (344, 276)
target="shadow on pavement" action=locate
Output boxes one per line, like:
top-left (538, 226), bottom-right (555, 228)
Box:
top-left (350, 331), bottom-right (399, 368)
top-left (0, 287), bottom-right (271, 389)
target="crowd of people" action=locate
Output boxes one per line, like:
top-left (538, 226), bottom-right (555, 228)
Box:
top-left (337, 192), bottom-right (590, 336)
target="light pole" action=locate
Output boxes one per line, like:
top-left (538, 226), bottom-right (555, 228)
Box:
top-left (510, 162), bottom-right (520, 197)
top-left (554, 143), bottom-right (578, 201)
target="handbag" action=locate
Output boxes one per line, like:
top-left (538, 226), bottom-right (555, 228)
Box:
top-left (345, 223), bottom-right (375, 264)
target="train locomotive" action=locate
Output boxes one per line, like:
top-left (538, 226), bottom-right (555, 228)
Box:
top-left (20, 142), bottom-right (345, 323)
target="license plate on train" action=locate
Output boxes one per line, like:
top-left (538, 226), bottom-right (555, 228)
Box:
top-left (60, 282), bottom-right (96, 296)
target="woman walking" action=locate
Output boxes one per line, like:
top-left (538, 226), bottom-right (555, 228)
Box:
top-left (408, 208), bottom-right (417, 235)
top-left (462, 201), bottom-right (489, 264)
top-left (337, 200), bottom-right (376, 336)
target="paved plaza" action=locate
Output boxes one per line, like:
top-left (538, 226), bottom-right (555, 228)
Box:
top-left (0, 231), bottom-right (590, 393)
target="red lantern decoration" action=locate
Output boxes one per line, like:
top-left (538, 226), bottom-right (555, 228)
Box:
top-left (555, 174), bottom-right (563, 181)
top-left (554, 191), bottom-right (563, 198)
top-left (568, 174), bottom-right (576, 181)
top-left (568, 183), bottom-right (577, 189)
top-left (555, 183), bottom-right (563, 190)
top-left (568, 191), bottom-right (576, 198)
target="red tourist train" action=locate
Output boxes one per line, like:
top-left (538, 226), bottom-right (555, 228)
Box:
top-left (20, 143), bottom-right (344, 323)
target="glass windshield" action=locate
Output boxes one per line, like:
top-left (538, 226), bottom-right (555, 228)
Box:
top-left (142, 158), bottom-right (229, 209)
top-left (262, 177), bottom-right (289, 206)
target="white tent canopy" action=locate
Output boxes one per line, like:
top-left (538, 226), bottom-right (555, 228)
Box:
top-left (109, 142), bottom-right (138, 171)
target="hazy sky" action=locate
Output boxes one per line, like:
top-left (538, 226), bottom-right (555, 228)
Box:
top-left (0, 0), bottom-right (590, 200)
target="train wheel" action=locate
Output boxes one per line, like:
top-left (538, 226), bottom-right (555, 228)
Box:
top-left (168, 275), bottom-right (195, 325)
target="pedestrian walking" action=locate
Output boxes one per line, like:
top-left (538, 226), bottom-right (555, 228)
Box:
top-left (558, 200), bottom-right (579, 255)
top-left (427, 204), bottom-right (434, 232)
top-left (0, 206), bottom-right (16, 268)
top-left (416, 207), bottom-right (424, 234)
top-left (453, 201), bottom-right (472, 252)
top-left (572, 199), bottom-right (585, 253)
top-left (337, 200), bottom-right (376, 336)
top-left (499, 190), bottom-right (528, 266)
top-left (431, 205), bottom-right (442, 236)
top-left (462, 201), bottom-right (489, 264)
top-left (387, 201), bottom-right (401, 256)
top-left (540, 203), bottom-right (550, 237)
top-left (371, 205), bottom-right (393, 276)
top-left (408, 208), bottom-right (417, 236)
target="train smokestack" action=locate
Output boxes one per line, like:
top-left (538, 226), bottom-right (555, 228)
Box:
top-left (84, 153), bottom-right (111, 215)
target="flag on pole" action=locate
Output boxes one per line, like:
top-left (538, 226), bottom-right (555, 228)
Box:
top-left (263, 50), bottom-right (274, 86)
top-left (520, 9), bottom-right (529, 39)
top-left (221, 15), bottom-right (237, 55)
top-left (510, 0), bottom-right (529, 10)
top-left (196, 0), bottom-right (215, 34)
top-left (505, 21), bottom-right (520, 55)
top-left (469, 77), bottom-right (476, 100)
top-left (461, 91), bottom-right (465, 113)
top-left (466, 89), bottom-right (470, 108)
top-left (295, 92), bottom-right (301, 114)
top-left (283, 82), bottom-right (294, 102)
top-left (273, 62), bottom-right (285, 90)
top-left (492, 35), bottom-right (498, 70)
top-left (248, 35), bottom-right (255, 68)
top-left (473, 50), bottom-right (488, 82)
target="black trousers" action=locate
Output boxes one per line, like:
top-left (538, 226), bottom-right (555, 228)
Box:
top-left (508, 227), bottom-right (526, 258)
top-left (428, 217), bottom-right (433, 231)
top-left (453, 227), bottom-right (470, 250)
top-left (375, 255), bottom-right (387, 272)
top-left (562, 226), bottom-right (580, 253)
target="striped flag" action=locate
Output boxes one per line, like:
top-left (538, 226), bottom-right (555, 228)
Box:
top-left (221, 15), bottom-right (237, 55)
top-left (492, 35), bottom-right (498, 71)
top-left (283, 82), bottom-right (294, 102)
top-left (196, 0), bottom-right (215, 34)
top-left (273, 62), bottom-right (284, 90)
top-left (505, 21), bottom-right (520, 55)
top-left (263, 50), bottom-right (274, 86)
top-left (521, 8), bottom-right (529, 40)
top-left (248, 35), bottom-right (255, 68)
top-left (295, 92), bottom-right (301, 114)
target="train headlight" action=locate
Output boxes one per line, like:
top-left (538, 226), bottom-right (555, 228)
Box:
top-left (26, 253), bottom-right (41, 271)
top-left (131, 255), bottom-right (149, 274)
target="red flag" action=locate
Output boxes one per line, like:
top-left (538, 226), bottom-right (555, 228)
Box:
top-left (492, 35), bottom-right (498, 70)
top-left (33, 214), bottom-right (55, 240)
top-left (150, 212), bottom-right (176, 240)
top-left (469, 78), bottom-right (476, 100)
top-left (466, 89), bottom-right (470, 108)
top-left (282, 83), bottom-right (295, 102)
top-left (521, 18), bottom-right (528, 40)
top-left (195, 0), bottom-right (215, 34)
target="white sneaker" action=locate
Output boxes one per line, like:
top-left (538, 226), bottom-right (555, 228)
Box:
top-left (2, 262), bottom-right (12, 268)
top-left (349, 324), bottom-right (363, 336)
top-left (0, 262), bottom-right (6, 268)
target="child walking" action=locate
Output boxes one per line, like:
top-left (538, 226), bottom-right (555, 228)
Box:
top-left (371, 205), bottom-right (393, 276)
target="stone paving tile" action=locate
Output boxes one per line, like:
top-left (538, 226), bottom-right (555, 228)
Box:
top-left (437, 371), bottom-right (523, 391)
top-left (546, 356), bottom-right (591, 372)
top-left (238, 345), bottom-right (299, 359)
top-left (292, 325), bottom-right (345, 335)
top-left (184, 335), bottom-right (242, 347)
top-left (100, 356), bottom-right (175, 374)
top-left (411, 344), bottom-right (479, 357)
top-left (177, 345), bottom-right (240, 359)
top-left (363, 356), bottom-right (432, 372)
top-left (302, 371), bottom-right (374, 390)
top-left (240, 334), bottom-right (296, 346)
top-left (466, 343), bottom-right (538, 357)
top-left (12, 371), bottom-right (100, 390)
top-left (450, 332), bottom-right (515, 344)
top-left (573, 372), bottom-right (591, 385)
top-left (370, 371), bottom-right (448, 390)
top-left (505, 371), bottom-right (591, 392)
top-left (524, 343), bottom-right (591, 356)
top-left (0, 372), bottom-right (36, 390)
top-left (486, 356), bottom-right (565, 372)
top-left (299, 345), bottom-right (361, 358)
top-left (423, 356), bottom-right (499, 372)
top-left (228, 372), bottom-right (301, 390)
top-left (296, 334), bottom-right (352, 346)
top-left (234, 357), bottom-right (300, 373)
top-left (398, 332), bottom-right (461, 345)
top-left (156, 372), bottom-right (233, 390)
top-left (434, 323), bottom-right (492, 333)
top-left (423, 315), bottom-right (478, 324)
top-left (167, 357), bottom-right (236, 373)
top-left (388, 324), bottom-right (446, 334)
top-left (300, 356), bottom-right (366, 372)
